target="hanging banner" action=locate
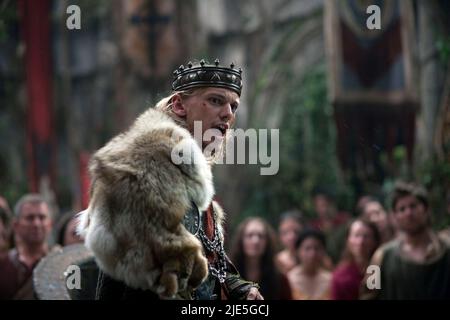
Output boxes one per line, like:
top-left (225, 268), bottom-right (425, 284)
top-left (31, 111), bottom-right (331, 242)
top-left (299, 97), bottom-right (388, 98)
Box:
top-left (325, 0), bottom-right (417, 107)
top-left (19, 0), bottom-right (55, 192)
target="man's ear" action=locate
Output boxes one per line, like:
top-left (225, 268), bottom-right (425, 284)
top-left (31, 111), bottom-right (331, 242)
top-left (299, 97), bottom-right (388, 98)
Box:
top-left (171, 94), bottom-right (187, 117)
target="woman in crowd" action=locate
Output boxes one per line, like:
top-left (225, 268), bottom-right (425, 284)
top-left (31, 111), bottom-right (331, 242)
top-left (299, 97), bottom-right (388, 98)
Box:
top-left (358, 196), bottom-right (395, 243)
top-left (0, 196), bottom-right (12, 254)
top-left (287, 229), bottom-right (332, 300)
top-left (275, 210), bottom-right (304, 274)
top-left (229, 217), bottom-right (292, 299)
top-left (331, 219), bottom-right (380, 300)
top-left (55, 212), bottom-right (83, 246)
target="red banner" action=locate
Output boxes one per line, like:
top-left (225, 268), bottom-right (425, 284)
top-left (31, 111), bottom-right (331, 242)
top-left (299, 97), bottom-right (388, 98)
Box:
top-left (18, 0), bottom-right (55, 192)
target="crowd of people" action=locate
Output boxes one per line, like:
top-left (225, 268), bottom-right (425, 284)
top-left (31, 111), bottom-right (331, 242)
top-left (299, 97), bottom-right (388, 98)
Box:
top-left (0, 181), bottom-right (449, 300)
top-left (0, 194), bottom-right (82, 299)
top-left (226, 181), bottom-right (450, 300)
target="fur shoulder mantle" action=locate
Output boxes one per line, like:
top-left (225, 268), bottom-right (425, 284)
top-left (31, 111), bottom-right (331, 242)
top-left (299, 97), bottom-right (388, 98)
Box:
top-left (77, 107), bottom-right (223, 296)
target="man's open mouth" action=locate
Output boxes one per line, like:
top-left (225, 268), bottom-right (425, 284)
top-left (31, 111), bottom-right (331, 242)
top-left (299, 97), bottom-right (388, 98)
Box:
top-left (213, 123), bottom-right (229, 136)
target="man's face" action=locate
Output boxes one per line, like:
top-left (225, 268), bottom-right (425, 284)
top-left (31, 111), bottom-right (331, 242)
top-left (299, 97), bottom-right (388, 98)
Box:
top-left (14, 202), bottom-right (52, 246)
top-left (297, 237), bottom-right (324, 269)
top-left (174, 87), bottom-right (239, 149)
top-left (393, 195), bottom-right (428, 235)
top-left (313, 195), bottom-right (331, 218)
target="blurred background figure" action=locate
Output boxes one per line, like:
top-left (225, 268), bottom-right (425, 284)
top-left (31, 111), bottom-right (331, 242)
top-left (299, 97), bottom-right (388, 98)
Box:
top-left (358, 196), bottom-right (396, 243)
top-left (287, 229), bottom-right (332, 300)
top-left (361, 182), bottom-right (450, 300)
top-left (309, 188), bottom-right (350, 233)
top-left (438, 192), bottom-right (450, 245)
top-left (331, 219), bottom-right (380, 300)
top-left (309, 188), bottom-right (350, 265)
top-left (275, 210), bottom-right (304, 274)
top-left (0, 194), bottom-right (54, 299)
top-left (54, 212), bottom-right (83, 247)
top-left (355, 195), bottom-right (375, 221)
top-left (0, 196), bottom-right (12, 254)
top-left (229, 217), bottom-right (292, 300)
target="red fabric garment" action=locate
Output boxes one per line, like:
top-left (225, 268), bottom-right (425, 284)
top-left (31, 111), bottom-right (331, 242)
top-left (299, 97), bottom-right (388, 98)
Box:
top-left (0, 250), bottom-right (35, 299)
top-left (204, 204), bottom-right (215, 240)
top-left (203, 203), bottom-right (217, 263)
top-left (331, 261), bottom-right (364, 300)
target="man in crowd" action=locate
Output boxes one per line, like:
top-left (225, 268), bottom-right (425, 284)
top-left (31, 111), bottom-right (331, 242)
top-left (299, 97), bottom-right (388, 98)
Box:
top-left (0, 194), bottom-right (54, 299)
top-left (361, 181), bottom-right (450, 299)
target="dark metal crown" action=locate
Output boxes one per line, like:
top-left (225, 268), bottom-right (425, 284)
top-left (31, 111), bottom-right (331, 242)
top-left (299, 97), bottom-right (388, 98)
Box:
top-left (172, 59), bottom-right (243, 96)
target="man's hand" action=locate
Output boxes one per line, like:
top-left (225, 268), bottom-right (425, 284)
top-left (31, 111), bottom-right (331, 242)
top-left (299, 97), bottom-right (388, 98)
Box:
top-left (246, 287), bottom-right (264, 300)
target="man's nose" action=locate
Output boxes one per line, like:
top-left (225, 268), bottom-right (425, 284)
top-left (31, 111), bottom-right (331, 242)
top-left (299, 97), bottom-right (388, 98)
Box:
top-left (220, 103), bottom-right (233, 121)
top-left (31, 217), bottom-right (42, 227)
top-left (404, 206), bottom-right (413, 217)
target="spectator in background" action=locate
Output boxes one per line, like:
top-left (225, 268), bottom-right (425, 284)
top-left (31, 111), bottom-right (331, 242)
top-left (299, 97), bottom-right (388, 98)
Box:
top-left (331, 219), bottom-right (380, 300)
top-left (0, 196), bottom-right (12, 253)
top-left (309, 188), bottom-right (350, 233)
top-left (359, 196), bottom-right (396, 243)
top-left (55, 212), bottom-right (83, 246)
top-left (354, 195), bottom-right (373, 217)
top-left (361, 182), bottom-right (450, 299)
top-left (275, 210), bottom-right (304, 274)
top-left (438, 192), bottom-right (450, 245)
top-left (229, 217), bottom-right (292, 300)
top-left (0, 194), bottom-right (54, 299)
top-left (287, 229), bottom-right (332, 300)
top-left (309, 187), bottom-right (350, 264)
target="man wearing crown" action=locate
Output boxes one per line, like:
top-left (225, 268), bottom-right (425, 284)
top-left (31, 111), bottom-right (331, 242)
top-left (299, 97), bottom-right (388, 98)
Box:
top-left (76, 59), bottom-right (264, 300)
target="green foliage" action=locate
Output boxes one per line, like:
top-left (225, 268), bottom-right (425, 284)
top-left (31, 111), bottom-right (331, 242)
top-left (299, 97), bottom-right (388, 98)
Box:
top-left (0, 1), bottom-right (18, 43)
top-left (436, 34), bottom-right (450, 65)
top-left (241, 63), bottom-right (350, 226)
top-left (380, 151), bottom-right (450, 229)
top-left (417, 158), bottom-right (450, 229)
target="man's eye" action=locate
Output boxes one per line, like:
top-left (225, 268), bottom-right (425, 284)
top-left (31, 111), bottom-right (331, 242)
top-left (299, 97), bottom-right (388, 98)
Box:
top-left (231, 103), bottom-right (239, 112)
top-left (210, 97), bottom-right (222, 105)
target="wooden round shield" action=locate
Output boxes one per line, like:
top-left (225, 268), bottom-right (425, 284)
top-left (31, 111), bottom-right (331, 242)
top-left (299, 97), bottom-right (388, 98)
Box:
top-left (33, 243), bottom-right (94, 300)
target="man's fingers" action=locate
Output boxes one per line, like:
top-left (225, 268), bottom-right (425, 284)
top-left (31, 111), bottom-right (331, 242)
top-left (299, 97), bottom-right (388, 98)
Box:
top-left (246, 287), bottom-right (264, 300)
